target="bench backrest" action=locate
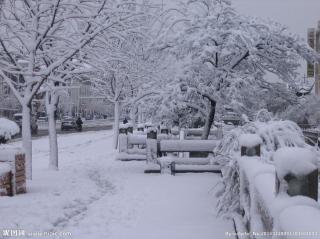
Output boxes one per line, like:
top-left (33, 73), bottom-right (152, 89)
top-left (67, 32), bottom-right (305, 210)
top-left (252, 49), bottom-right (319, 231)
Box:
top-left (184, 129), bottom-right (218, 137)
top-left (127, 134), bottom-right (147, 145)
top-left (160, 140), bottom-right (217, 152)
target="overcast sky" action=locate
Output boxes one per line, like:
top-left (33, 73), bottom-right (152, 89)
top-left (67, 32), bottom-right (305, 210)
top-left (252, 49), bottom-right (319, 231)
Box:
top-left (160, 0), bottom-right (320, 39)
top-left (232, 0), bottom-right (320, 40)
top-left (232, 0), bottom-right (320, 77)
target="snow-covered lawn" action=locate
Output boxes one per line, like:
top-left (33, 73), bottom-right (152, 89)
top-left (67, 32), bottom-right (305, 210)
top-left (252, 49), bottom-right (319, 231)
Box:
top-left (1, 130), bottom-right (233, 239)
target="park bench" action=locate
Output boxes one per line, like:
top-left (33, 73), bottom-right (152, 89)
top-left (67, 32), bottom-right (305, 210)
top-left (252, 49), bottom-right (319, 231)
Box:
top-left (117, 134), bottom-right (147, 161)
top-left (145, 139), bottom-right (221, 175)
top-left (171, 128), bottom-right (223, 140)
top-left (117, 124), bottom-right (177, 161)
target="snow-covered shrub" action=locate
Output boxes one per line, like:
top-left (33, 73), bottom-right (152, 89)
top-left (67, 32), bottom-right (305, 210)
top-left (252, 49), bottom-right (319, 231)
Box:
top-left (216, 120), bottom-right (309, 218)
top-left (0, 118), bottom-right (20, 144)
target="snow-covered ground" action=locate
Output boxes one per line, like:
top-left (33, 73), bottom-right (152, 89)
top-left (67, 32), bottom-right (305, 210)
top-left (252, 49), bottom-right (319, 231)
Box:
top-left (1, 130), bottom-right (233, 239)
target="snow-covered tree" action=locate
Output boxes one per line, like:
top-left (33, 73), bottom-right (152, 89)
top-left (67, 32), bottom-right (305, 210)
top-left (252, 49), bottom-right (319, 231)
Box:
top-left (44, 61), bottom-right (94, 170)
top-left (45, 81), bottom-right (60, 170)
top-left (89, 52), bottom-right (160, 148)
top-left (224, 78), bottom-right (298, 119)
top-left (85, 1), bottom-right (167, 148)
top-left (281, 94), bottom-right (320, 127)
top-left (0, 0), bottom-right (146, 178)
top-left (139, 82), bottom-right (208, 128)
top-left (158, 0), bottom-right (320, 138)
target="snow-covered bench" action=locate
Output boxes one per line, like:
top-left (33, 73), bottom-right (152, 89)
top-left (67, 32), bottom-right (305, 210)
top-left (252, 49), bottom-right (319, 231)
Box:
top-left (117, 134), bottom-right (148, 161)
top-left (117, 125), bottom-right (178, 161)
top-left (183, 128), bottom-right (223, 140)
top-left (152, 140), bottom-right (221, 175)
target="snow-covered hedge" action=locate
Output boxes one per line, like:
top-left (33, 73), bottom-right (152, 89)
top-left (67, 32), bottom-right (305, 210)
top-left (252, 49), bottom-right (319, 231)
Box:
top-left (216, 120), bottom-right (311, 217)
top-left (0, 118), bottom-right (20, 143)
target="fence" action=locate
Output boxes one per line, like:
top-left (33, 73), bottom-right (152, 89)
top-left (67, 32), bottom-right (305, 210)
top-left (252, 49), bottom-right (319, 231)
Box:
top-left (236, 138), bottom-right (320, 238)
top-left (303, 129), bottom-right (320, 146)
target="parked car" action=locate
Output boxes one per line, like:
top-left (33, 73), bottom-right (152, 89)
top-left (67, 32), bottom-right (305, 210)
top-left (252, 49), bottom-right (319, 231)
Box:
top-left (13, 113), bottom-right (38, 135)
top-left (61, 118), bottom-right (77, 131)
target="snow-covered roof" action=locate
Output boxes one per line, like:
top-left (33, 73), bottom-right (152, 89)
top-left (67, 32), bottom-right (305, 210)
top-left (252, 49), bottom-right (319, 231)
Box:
top-left (273, 147), bottom-right (318, 179)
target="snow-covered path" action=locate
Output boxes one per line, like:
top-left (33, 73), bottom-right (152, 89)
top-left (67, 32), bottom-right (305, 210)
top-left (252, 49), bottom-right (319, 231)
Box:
top-left (1, 130), bottom-right (233, 239)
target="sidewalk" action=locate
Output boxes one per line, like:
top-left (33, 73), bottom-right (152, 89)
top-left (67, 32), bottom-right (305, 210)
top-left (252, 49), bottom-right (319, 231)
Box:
top-left (1, 130), bottom-right (233, 239)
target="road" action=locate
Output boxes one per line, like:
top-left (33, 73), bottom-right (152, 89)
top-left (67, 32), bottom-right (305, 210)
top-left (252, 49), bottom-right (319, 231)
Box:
top-left (38, 124), bottom-right (113, 137)
top-left (14, 123), bottom-right (113, 140)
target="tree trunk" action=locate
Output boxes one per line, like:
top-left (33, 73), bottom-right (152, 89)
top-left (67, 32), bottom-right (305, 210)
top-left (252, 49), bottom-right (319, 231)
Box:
top-left (48, 106), bottom-right (58, 170)
top-left (130, 105), bottom-right (137, 128)
top-left (113, 100), bottom-right (120, 149)
top-left (46, 91), bottom-right (59, 170)
top-left (22, 104), bottom-right (32, 179)
top-left (201, 100), bottom-right (216, 140)
top-left (138, 106), bottom-right (142, 123)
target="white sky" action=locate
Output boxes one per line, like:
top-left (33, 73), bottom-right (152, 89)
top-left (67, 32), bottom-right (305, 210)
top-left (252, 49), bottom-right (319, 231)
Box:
top-left (232, 0), bottom-right (320, 77)
top-left (160, 0), bottom-right (320, 39)
top-left (232, 0), bottom-right (320, 40)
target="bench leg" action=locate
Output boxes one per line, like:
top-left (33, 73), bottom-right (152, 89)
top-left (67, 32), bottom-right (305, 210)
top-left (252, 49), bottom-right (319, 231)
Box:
top-left (160, 161), bottom-right (175, 175)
